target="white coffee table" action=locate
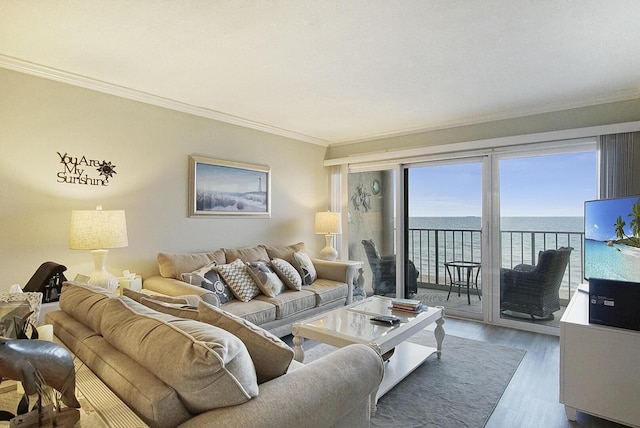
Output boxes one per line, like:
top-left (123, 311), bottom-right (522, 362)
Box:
top-left (292, 296), bottom-right (445, 412)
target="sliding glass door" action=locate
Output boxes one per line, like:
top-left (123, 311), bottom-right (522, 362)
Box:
top-left (406, 160), bottom-right (484, 319)
top-left (497, 150), bottom-right (596, 329)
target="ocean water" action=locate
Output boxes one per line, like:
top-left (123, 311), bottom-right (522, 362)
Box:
top-left (585, 239), bottom-right (640, 283)
top-left (407, 216), bottom-right (584, 291)
top-left (409, 216), bottom-right (583, 233)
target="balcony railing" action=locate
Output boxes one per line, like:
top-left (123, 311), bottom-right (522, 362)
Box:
top-left (408, 227), bottom-right (584, 300)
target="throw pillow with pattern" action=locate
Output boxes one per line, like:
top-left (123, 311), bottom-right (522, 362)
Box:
top-left (181, 261), bottom-right (217, 286)
top-left (246, 261), bottom-right (285, 298)
top-left (217, 258), bottom-right (261, 302)
top-left (270, 258), bottom-right (302, 291)
top-left (203, 268), bottom-right (235, 304)
top-left (292, 250), bottom-right (317, 285)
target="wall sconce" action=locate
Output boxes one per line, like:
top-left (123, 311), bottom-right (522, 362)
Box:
top-left (69, 206), bottom-right (128, 290)
top-left (314, 211), bottom-right (342, 261)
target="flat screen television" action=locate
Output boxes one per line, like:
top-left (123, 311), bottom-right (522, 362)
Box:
top-left (584, 195), bottom-right (640, 282)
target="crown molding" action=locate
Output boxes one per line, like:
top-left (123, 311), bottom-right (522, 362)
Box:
top-left (3, 54), bottom-right (638, 149)
top-left (0, 55), bottom-right (329, 147)
top-left (329, 88), bottom-right (640, 146)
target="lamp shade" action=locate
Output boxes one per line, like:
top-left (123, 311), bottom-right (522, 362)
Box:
top-left (69, 208), bottom-right (128, 250)
top-left (314, 211), bottom-right (342, 235)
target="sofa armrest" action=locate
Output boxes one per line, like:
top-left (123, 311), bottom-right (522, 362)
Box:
top-left (312, 259), bottom-right (358, 304)
top-left (142, 276), bottom-right (220, 307)
top-left (177, 344), bottom-right (384, 428)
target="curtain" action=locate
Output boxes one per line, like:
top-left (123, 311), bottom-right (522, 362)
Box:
top-left (598, 133), bottom-right (635, 199)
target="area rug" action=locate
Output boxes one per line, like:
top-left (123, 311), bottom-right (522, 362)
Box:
top-left (301, 328), bottom-right (526, 428)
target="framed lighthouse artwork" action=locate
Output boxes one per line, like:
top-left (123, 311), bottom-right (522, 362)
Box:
top-left (188, 155), bottom-right (271, 217)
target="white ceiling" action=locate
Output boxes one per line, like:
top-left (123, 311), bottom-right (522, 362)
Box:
top-left (1, 1), bottom-right (640, 146)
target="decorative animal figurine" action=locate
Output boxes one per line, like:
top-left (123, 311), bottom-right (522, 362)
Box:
top-left (0, 338), bottom-right (80, 408)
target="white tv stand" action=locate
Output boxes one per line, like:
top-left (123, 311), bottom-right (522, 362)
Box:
top-left (559, 284), bottom-right (640, 427)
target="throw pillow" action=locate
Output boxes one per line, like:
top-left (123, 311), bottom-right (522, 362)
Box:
top-left (246, 261), bottom-right (285, 298)
top-left (292, 250), bottom-right (317, 285)
top-left (181, 261), bottom-right (217, 286)
top-left (203, 268), bottom-right (235, 305)
top-left (270, 258), bottom-right (302, 291)
top-left (197, 301), bottom-right (294, 384)
top-left (217, 259), bottom-right (261, 302)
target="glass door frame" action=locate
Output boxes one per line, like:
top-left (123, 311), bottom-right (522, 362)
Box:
top-left (338, 138), bottom-right (597, 334)
top-left (489, 141), bottom-right (597, 335)
top-left (402, 156), bottom-right (490, 321)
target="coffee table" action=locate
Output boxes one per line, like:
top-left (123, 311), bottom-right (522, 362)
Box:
top-left (292, 296), bottom-right (445, 412)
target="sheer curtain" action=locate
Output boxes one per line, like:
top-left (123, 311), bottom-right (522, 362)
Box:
top-left (598, 133), bottom-right (635, 199)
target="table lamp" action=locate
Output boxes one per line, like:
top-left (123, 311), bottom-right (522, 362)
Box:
top-left (69, 206), bottom-right (128, 290)
top-left (314, 211), bottom-right (342, 261)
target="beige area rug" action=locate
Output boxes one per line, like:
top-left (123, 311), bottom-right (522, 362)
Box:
top-left (300, 328), bottom-right (526, 428)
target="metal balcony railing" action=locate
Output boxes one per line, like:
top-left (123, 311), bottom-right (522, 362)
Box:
top-left (407, 228), bottom-right (584, 300)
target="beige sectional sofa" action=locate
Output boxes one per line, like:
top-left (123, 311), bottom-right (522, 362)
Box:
top-left (142, 242), bottom-right (359, 337)
top-left (47, 282), bottom-right (384, 428)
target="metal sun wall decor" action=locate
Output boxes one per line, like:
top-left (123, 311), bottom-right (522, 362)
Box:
top-left (56, 152), bottom-right (118, 186)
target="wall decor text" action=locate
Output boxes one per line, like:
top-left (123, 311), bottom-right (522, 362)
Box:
top-left (57, 152), bottom-right (117, 186)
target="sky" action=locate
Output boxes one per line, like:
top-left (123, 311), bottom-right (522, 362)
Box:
top-left (408, 151), bottom-right (597, 217)
top-left (196, 163), bottom-right (267, 193)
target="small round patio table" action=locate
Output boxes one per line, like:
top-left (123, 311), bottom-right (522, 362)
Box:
top-left (444, 261), bottom-right (481, 305)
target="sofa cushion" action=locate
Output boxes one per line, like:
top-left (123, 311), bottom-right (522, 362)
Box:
top-left (220, 299), bottom-right (277, 325)
top-left (303, 279), bottom-right (348, 306)
top-left (217, 258), bottom-right (261, 302)
top-left (222, 246), bottom-right (269, 264)
top-left (100, 297), bottom-right (259, 414)
top-left (293, 251), bottom-right (317, 285)
top-left (197, 301), bottom-right (294, 384)
top-left (59, 281), bottom-right (115, 334)
top-left (122, 288), bottom-right (201, 307)
top-left (270, 258), bottom-right (302, 291)
top-left (139, 297), bottom-right (200, 320)
top-left (157, 250), bottom-right (225, 279)
top-left (260, 242), bottom-right (306, 265)
top-left (246, 261), bottom-right (285, 298)
top-left (255, 290), bottom-right (317, 319)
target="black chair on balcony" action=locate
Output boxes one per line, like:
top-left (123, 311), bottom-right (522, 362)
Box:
top-left (361, 239), bottom-right (419, 296)
top-left (500, 246), bottom-right (573, 320)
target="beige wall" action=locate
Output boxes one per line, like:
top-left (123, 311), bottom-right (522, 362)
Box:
top-left (0, 68), bottom-right (329, 285)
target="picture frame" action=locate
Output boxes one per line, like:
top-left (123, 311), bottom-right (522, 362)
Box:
top-left (189, 155), bottom-right (271, 217)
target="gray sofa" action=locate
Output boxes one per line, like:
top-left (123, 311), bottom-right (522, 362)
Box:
top-left (142, 243), bottom-right (359, 337)
top-left (47, 281), bottom-right (384, 428)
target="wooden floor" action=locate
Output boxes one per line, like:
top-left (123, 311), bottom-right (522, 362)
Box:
top-left (444, 317), bottom-right (628, 428)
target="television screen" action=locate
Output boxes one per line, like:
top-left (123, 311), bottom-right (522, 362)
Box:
top-left (584, 195), bottom-right (640, 282)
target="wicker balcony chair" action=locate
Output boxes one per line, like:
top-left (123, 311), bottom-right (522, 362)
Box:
top-left (500, 246), bottom-right (573, 320)
top-left (361, 239), bottom-right (419, 296)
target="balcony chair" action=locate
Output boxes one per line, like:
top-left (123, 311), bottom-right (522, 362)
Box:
top-left (361, 239), bottom-right (419, 296)
top-left (500, 246), bottom-right (573, 320)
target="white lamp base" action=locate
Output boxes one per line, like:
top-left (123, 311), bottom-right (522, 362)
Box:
top-left (87, 249), bottom-right (119, 291)
top-left (319, 235), bottom-right (338, 261)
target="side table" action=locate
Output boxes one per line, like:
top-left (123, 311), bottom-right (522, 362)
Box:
top-left (444, 260), bottom-right (481, 304)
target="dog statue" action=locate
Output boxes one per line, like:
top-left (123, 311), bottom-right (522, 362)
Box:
top-left (0, 338), bottom-right (80, 408)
